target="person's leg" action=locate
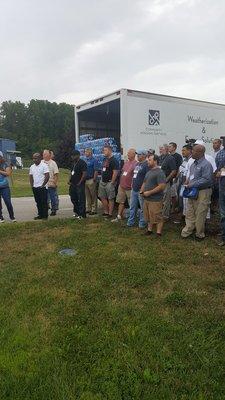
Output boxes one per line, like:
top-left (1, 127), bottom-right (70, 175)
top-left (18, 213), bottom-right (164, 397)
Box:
top-left (114, 185), bottom-right (125, 220)
top-left (155, 202), bottom-right (164, 234)
top-left (85, 180), bottom-right (92, 213)
top-left (69, 185), bottom-right (79, 215)
top-left (48, 187), bottom-right (57, 213)
top-left (195, 189), bottom-right (212, 238)
top-left (77, 184), bottom-right (86, 218)
top-left (101, 198), bottom-right (109, 214)
top-left (143, 200), bottom-right (152, 232)
top-left (127, 190), bottom-right (138, 226)
top-left (39, 188), bottom-right (48, 219)
top-left (107, 183), bottom-right (116, 217)
top-left (219, 190), bottom-right (225, 241)
top-left (33, 187), bottom-right (42, 217)
top-left (1, 187), bottom-right (15, 220)
top-left (89, 179), bottom-right (97, 213)
top-left (171, 182), bottom-right (178, 213)
top-left (0, 191), bottom-right (3, 220)
top-left (181, 199), bottom-right (196, 237)
top-left (138, 192), bottom-right (147, 228)
top-left (162, 183), bottom-right (171, 219)
top-left (108, 200), bottom-right (115, 216)
top-left (98, 182), bottom-right (109, 214)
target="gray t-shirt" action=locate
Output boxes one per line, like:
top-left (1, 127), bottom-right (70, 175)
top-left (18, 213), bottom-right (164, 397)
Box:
top-left (143, 168), bottom-right (166, 202)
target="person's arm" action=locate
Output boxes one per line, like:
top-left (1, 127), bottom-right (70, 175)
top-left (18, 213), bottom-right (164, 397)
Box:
top-left (77, 171), bottom-right (87, 186)
top-left (93, 170), bottom-right (98, 182)
top-left (29, 174), bottom-right (34, 187)
top-left (111, 170), bottom-right (119, 185)
top-left (143, 182), bottom-right (166, 197)
top-left (166, 156), bottom-right (177, 183)
top-left (53, 173), bottom-right (59, 186)
top-left (166, 169), bottom-right (177, 183)
top-left (42, 172), bottom-right (50, 187)
top-left (188, 165), bottom-right (213, 188)
top-left (140, 183), bottom-right (145, 194)
top-left (0, 166), bottom-right (12, 177)
top-left (93, 160), bottom-right (99, 182)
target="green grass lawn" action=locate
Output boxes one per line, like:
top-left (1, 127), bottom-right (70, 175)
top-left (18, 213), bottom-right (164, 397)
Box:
top-left (10, 168), bottom-right (70, 197)
top-left (0, 218), bottom-right (225, 399)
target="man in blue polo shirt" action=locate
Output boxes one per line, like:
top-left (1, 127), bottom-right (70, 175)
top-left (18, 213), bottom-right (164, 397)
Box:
top-left (83, 148), bottom-right (99, 215)
top-left (127, 150), bottom-right (149, 228)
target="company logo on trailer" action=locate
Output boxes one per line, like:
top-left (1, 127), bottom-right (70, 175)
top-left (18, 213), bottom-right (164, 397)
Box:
top-left (149, 110), bottom-right (160, 126)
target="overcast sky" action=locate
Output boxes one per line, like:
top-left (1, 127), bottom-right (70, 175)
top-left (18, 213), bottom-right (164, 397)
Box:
top-left (1, 0), bottom-right (225, 105)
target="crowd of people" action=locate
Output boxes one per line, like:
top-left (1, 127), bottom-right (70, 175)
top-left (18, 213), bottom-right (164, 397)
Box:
top-left (0, 138), bottom-right (225, 246)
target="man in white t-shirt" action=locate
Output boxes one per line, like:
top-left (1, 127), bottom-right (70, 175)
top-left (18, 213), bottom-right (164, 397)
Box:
top-left (43, 149), bottom-right (59, 216)
top-left (29, 153), bottom-right (49, 220)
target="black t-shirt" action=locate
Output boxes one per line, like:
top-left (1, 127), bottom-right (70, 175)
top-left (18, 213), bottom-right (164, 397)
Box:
top-left (172, 152), bottom-right (183, 170)
top-left (102, 156), bottom-right (119, 183)
top-left (159, 154), bottom-right (176, 178)
top-left (70, 159), bottom-right (87, 185)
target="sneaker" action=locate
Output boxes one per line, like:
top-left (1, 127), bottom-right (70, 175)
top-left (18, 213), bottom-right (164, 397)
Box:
top-left (34, 216), bottom-right (42, 220)
top-left (102, 213), bottom-right (109, 217)
top-left (0, 218), bottom-right (5, 223)
top-left (75, 216), bottom-right (83, 220)
top-left (11, 218), bottom-right (17, 223)
top-left (50, 211), bottom-right (56, 216)
top-left (111, 216), bottom-right (122, 223)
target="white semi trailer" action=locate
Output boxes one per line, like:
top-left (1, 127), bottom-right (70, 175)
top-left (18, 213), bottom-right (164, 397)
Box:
top-left (75, 88), bottom-right (225, 154)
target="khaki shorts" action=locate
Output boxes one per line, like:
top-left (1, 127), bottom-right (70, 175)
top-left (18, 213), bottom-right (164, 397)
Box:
top-left (116, 185), bottom-right (131, 205)
top-left (98, 181), bottom-right (115, 200)
top-left (143, 200), bottom-right (163, 224)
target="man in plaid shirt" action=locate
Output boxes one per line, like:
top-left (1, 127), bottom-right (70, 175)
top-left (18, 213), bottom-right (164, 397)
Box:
top-left (215, 141), bottom-right (225, 246)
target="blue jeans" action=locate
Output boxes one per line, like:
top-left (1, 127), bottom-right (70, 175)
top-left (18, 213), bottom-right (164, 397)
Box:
top-left (48, 187), bottom-right (59, 211)
top-left (0, 186), bottom-right (15, 220)
top-left (219, 190), bottom-right (225, 240)
top-left (127, 189), bottom-right (146, 228)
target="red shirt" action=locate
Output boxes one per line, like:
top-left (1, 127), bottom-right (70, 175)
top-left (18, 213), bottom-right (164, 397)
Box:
top-left (120, 159), bottom-right (137, 190)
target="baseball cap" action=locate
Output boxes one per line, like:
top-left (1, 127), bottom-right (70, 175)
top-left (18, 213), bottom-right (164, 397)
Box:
top-left (194, 139), bottom-right (204, 146)
top-left (0, 151), bottom-right (3, 157)
top-left (148, 148), bottom-right (155, 154)
top-left (136, 149), bottom-right (148, 156)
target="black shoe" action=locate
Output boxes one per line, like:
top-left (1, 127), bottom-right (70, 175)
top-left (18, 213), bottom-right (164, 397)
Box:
top-left (143, 230), bottom-right (153, 236)
top-left (195, 236), bottom-right (204, 242)
top-left (50, 211), bottom-right (56, 216)
top-left (34, 216), bottom-right (42, 220)
top-left (102, 213), bottom-right (109, 217)
top-left (90, 211), bottom-right (97, 215)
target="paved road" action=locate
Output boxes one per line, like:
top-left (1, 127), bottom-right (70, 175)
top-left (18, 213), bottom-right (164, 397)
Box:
top-left (2, 195), bottom-right (73, 222)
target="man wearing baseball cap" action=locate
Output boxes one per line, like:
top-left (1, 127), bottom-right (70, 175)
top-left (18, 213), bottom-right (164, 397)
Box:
top-left (0, 151), bottom-right (16, 223)
top-left (127, 150), bottom-right (149, 228)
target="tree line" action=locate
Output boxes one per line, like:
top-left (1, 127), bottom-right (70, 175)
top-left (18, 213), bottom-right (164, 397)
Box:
top-left (0, 100), bottom-right (75, 167)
